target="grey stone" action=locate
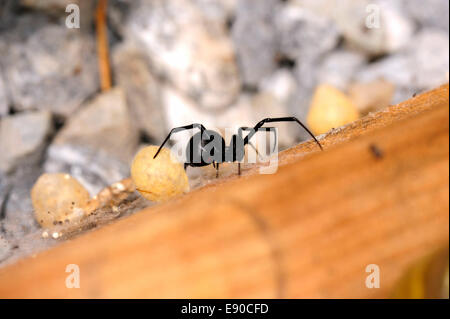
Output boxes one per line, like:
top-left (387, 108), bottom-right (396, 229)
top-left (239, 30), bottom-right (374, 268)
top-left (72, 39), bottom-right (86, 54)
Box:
top-left (275, 2), bottom-right (339, 61)
top-left (44, 144), bottom-right (130, 197)
top-left (409, 29), bottom-right (449, 90)
top-left (0, 110), bottom-right (53, 174)
top-left (162, 85), bottom-right (224, 140)
top-left (259, 69), bottom-right (298, 105)
top-left (108, 0), bottom-right (133, 36)
top-left (0, 71), bottom-right (9, 116)
top-left (356, 29), bottom-right (449, 103)
top-left (112, 43), bottom-right (167, 141)
top-left (293, 60), bottom-right (319, 110)
top-left (1, 166), bottom-right (41, 241)
top-left (404, 0), bottom-right (449, 33)
top-left (0, 110), bottom-right (50, 241)
top-left (231, 0), bottom-right (278, 87)
top-left (0, 11), bottom-right (50, 36)
top-left (277, 2), bottom-right (341, 115)
top-left (52, 88), bottom-right (139, 163)
top-left (0, 15), bottom-right (99, 116)
top-left (317, 49), bottom-right (367, 91)
top-left (0, 0), bottom-right (15, 31)
top-left (124, 0), bottom-right (240, 110)
top-left (45, 88), bottom-right (138, 195)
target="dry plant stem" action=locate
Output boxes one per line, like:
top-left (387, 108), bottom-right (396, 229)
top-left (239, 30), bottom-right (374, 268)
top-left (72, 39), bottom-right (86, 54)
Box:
top-left (0, 85), bottom-right (448, 298)
top-left (96, 0), bottom-right (111, 91)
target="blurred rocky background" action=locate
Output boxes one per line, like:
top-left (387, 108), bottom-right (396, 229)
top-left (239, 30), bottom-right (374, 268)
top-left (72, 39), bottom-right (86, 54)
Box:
top-left (0, 0), bottom-right (449, 263)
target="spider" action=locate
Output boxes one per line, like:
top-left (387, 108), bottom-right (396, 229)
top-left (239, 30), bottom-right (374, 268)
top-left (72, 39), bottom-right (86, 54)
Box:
top-left (153, 117), bottom-right (323, 177)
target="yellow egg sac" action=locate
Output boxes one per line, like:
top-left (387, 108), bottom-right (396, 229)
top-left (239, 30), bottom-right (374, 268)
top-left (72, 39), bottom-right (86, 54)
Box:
top-left (131, 145), bottom-right (189, 202)
top-left (31, 173), bottom-right (91, 228)
top-left (307, 84), bottom-right (360, 135)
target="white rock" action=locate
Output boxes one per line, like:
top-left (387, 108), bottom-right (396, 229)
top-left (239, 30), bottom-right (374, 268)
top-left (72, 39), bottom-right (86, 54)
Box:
top-left (257, 69), bottom-right (313, 143)
top-left (44, 88), bottom-right (138, 195)
top-left (275, 2), bottom-right (339, 61)
top-left (231, 0), bottom-right (279, 87)
top-left (163, 86), bottom-right (217, 136)
top-left (112, 43), bottom-right (167, 141)
top-left (259, 69), bottom-right (298, 104)
top-left (0, 110), bottom-right (53, 174)
top-left (293, 60), bottom-right (319, 109)
top-left (411, 29), bottom-right (450, 89)
top-left (124, 0), bottom-right (240, 110)
top-left (0, 16), bottom-right (99, 116)
top-left (317, 49), bottom-right (367, 91)
top-left (52, 88), bottom-right (139, 163)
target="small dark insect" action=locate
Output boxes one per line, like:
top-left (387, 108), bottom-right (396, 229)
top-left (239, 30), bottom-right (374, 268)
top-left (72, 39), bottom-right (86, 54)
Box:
top-left (412, 92), bottom-right (417, 97)
top-left (369, 143), bottom-right (384, 159)
top-left (154, 117), bottom-right (323, 178)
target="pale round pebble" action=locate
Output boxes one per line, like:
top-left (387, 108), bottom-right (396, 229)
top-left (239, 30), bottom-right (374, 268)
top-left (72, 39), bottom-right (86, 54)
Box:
top-left (131, 146), bottom-right (189, 202)
top-left (31, 173), bottom-right (91, 228)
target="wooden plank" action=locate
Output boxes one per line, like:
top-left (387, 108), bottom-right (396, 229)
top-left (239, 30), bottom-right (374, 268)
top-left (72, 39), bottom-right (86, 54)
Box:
top-left (0, 84), bottom-right (448, 298)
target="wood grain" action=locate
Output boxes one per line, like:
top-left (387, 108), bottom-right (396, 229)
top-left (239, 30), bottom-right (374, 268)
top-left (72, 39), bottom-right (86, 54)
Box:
top-left (0, 84), bottom-right (448, 298)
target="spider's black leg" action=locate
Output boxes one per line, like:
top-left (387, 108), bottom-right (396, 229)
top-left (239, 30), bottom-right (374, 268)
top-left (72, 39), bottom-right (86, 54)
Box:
top-left (184, 163), bottom-right (188, 171)
top-left (247, 141), bottom-right (262, 160)
top-left (238, 163), bottom-right (241, 176)
top-left (239, 126), bottom-right (277, 157)
top-left (243, 117), bottom-right (323, 151)
top-left (216, 163), bottom-right (220, 178)
top-left (154, 123), bottom-right (207, 159)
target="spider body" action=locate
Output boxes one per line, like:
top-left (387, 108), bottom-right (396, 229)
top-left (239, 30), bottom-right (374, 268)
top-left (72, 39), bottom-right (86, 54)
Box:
top-left (185, 130), bottom-right (226, 167)
top-left (187, 131), bottom-right (246, 164)
top-left (154, 117), bottom-right (322, 177)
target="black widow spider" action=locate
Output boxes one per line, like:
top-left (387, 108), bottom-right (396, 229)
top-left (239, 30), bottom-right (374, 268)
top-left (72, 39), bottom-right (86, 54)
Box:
top-left (153, 117), bottom-right (323, 177)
